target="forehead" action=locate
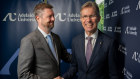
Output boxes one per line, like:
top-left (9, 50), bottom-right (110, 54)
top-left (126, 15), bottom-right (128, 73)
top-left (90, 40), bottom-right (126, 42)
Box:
top-left (81, 7), bottom-right (96, 15)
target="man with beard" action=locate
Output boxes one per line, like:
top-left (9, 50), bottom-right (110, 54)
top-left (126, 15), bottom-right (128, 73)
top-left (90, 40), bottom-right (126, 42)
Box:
top-left (17, 3), bottom-right (71, 79)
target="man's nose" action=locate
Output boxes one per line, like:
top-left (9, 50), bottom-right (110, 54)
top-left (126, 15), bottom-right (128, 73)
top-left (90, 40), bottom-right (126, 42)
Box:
top-left (51, 16), bottom-right (55, 21)
top-left (86, 17), bottom-right (92, 22)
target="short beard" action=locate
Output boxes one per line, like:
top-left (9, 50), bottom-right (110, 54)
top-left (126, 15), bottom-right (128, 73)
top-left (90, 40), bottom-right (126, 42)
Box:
top-left (45, 25), bottom-right (54, 33)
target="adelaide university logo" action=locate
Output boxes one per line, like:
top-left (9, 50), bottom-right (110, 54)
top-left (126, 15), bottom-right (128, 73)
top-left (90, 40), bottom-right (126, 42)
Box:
top-left (55, 13), bottom-right (67, 22)
top-left (55, 13), bottom-right (80, 22)
top-left (132, 51), bottom-right (140, 64)
top-left (2, 13), bottom-right (35, 22)
top-left (2, 13), bottom-right (16, 21)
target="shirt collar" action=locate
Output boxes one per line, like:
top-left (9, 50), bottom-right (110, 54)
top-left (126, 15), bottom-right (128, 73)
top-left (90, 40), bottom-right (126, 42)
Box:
top-left (38, 26), bottom-right (51, 37)
top-left (85, 30), bottom-right (98, 39)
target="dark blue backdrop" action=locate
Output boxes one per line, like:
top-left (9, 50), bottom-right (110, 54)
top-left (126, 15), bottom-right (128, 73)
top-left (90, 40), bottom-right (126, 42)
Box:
top-left (104, 0), bottom-right (140, 79)
top-left (0, 0), bottom-right (91, 79)
top-left (1, 0), bottom-right (140, 79)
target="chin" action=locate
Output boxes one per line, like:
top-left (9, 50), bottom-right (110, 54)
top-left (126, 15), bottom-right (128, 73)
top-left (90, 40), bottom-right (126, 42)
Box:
top-left (87, 29), bottom-right (94, 31)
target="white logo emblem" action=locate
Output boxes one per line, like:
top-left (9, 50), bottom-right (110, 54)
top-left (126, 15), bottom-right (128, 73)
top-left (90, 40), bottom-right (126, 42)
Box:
top-left (136, 0), bottom-right (140, 10)
top-left (121, 5), bottom-right (130, 15)
top-left (114, 26), bottom-right (121, 33)
top-left (123, 67), bottom-right (133, 79)
top-left (55, 13), bottom-right (66, 22)
top-left (2, 13), bottom-right (16, 21)
top-left (132, 51), bottom-right (140, 63)
top-left (109, 0), bottom-right (114, 5)
top-left (111, 10), bottom-right (117, 17)
top-left (118, 44), bottom-right (127, 55)
top-left (125, 26), bottom-right (137, 36)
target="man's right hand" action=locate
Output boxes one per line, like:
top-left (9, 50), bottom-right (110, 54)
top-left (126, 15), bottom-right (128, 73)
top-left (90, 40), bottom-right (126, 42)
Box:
top-left (54, 76), bottom-right (64, 79)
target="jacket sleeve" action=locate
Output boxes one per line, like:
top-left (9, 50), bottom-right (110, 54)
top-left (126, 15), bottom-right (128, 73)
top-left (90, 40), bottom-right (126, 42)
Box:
top-left (108, 39), bottom-right (119, 79)
top-left (17, 37), bottom-right (40, 79)
top-left (58, 36), bottom-right (72, 63)
top-left (63, 38), bottom-right (78, 79)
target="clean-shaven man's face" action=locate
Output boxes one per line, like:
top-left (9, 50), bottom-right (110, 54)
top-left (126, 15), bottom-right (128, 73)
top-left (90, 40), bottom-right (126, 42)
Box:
top-left (80, 7), bottom-right (100, 34)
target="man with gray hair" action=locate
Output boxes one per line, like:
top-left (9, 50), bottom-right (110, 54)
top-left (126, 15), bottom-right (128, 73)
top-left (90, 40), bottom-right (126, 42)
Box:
top-left (17, 3), bottom-right (71, 79)
top-left (56, 1), bottom-right (119, 79)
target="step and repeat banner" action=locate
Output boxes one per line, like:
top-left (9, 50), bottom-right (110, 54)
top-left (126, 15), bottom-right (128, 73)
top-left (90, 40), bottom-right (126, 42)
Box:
top-left (0, 0), bottom-right (93, 79)
top-left (1, 0), bottom-right (140, 79)
top-left (104, 0), bottom-right (140, 79)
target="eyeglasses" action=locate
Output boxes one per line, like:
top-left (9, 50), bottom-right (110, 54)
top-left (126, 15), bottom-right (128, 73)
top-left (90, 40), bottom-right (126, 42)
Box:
top-left (81, 14), bottom-right (97, 19)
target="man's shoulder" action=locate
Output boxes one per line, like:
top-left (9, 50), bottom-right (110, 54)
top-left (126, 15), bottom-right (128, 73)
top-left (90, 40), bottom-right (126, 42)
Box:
top-left (72, 33), bottom-right (84, 43)
top-left (98, 31), bottom-right (115, 45)
top-left (21, 30), bottom-right (38, 42)
top-left (51, 32), bottom-right (59, 37)
top-left (99, 31), bottom-right (113, 40)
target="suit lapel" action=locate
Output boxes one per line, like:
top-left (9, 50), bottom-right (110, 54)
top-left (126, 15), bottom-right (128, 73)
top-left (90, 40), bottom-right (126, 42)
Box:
top-left (35, 29), bottom-right (58, 64)
top-left (79, 33), bottom-right (88, 68)
top-left (51, 32), bottom-right (59, 64)
top-left (88, 31), bottom-right (103, 69)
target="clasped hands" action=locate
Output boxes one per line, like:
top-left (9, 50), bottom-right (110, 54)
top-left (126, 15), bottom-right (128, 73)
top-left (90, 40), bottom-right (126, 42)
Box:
top-left (54, 76), bottom-right (64, 79)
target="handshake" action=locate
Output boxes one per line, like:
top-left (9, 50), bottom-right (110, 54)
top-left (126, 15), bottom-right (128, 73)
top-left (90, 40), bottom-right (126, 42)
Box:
top-left (54, 76), bottom-right (64, 79)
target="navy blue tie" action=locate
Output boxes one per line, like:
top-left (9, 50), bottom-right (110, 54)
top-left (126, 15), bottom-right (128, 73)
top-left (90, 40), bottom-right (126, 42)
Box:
top-left (46, 35), bottom-right (58, 62)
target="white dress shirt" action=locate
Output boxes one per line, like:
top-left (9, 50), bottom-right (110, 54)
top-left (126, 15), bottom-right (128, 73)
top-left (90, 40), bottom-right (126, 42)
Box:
top-left (85, 30), bottom-right (98, 54)
top-left (38, 26), bottom-right (51, 40)
top-left (38, 26), bottom-right (59, 64)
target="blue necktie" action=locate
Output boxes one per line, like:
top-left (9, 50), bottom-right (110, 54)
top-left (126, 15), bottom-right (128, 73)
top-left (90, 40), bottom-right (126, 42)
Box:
top-left (46, 35), bottom-right (58, 62)
top-left (86, 37), bottom-right (93, 65)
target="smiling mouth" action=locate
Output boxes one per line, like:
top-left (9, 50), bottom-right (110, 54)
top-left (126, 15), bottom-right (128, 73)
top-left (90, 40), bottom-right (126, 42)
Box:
top-left (50, 22), bottom-right (54, 24)
top-left (86, 23), bottom-right (93, 26)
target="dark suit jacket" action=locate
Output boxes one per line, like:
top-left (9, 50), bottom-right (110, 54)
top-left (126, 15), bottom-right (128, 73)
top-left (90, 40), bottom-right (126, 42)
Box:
top-left (63, 30), bottom-right (119, 79)
top-left (18, 29), bottom-right (71, 79)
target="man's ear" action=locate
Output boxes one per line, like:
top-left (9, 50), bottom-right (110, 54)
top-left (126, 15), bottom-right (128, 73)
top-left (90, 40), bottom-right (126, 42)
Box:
top-left (36, 16), bottom-right (39, 21)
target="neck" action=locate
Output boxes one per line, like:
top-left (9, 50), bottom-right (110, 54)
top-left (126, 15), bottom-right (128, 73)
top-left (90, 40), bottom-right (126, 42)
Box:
top-left (38, 26), bottom-right (50, 34)
top-left (86, 32), bottom-right (93, 36)
top-left (86, 29), bottom-right (97, 36)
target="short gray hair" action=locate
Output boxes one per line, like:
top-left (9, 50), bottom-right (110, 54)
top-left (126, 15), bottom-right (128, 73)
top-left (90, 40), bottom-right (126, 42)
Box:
top-left (80, 1), bottom-right (100, 17)
top-left (33, 3), bottom-right (53, 17)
